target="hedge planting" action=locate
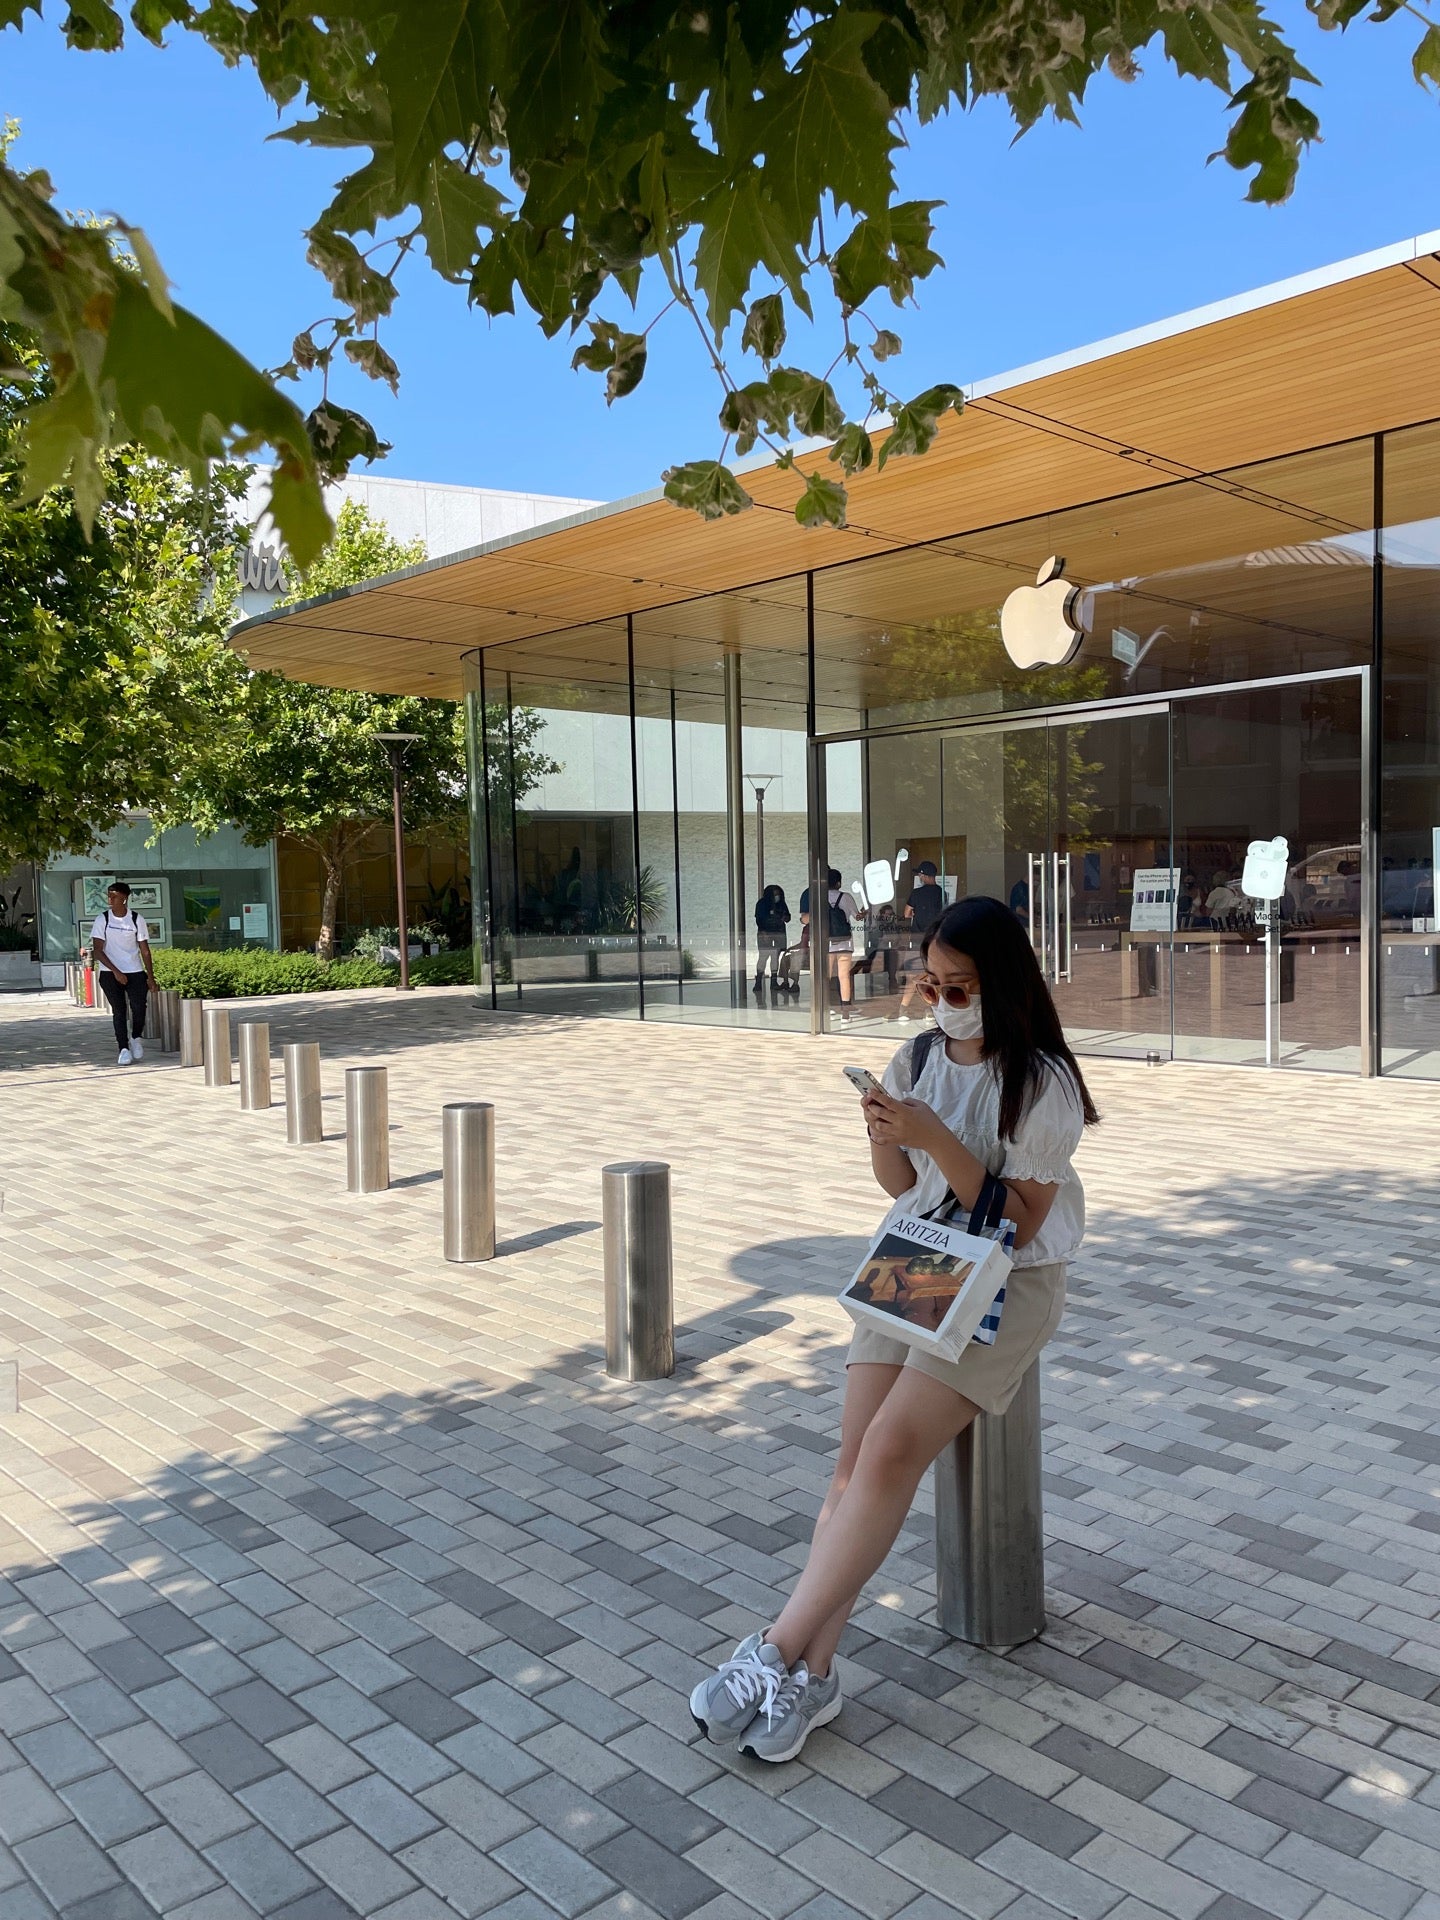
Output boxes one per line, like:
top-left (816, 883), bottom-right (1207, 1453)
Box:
top-left (151, 947), bottom-right (474, 997)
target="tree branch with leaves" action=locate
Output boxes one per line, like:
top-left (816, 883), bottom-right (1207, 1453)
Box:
top-left (1, 1), bottom-right (1432, 555)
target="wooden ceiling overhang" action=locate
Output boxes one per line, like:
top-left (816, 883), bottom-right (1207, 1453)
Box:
top-left (232, 233), bottom-right (1440, 701)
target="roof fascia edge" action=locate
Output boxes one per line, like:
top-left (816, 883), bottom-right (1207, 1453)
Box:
top-left (233, 228), bottom-right (1440, 645)
top-left (963, 228), bottom-right (1440, 401)
top-left (230, 481), bottom-right (669, 639)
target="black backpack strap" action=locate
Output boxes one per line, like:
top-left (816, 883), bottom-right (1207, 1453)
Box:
top-left (968, 1172), bottom-right (1009, 1236)
top-left (905, 1025), bottom-right (944, 1091)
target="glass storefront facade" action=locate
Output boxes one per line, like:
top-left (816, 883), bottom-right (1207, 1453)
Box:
top-left (461, 419), bottom-right (1440, 1075)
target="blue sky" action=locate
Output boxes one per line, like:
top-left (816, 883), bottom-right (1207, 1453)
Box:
top-left (6, 11), bottom-right (1440, 505)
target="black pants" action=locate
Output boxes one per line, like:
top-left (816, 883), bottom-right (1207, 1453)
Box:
top-left (100, 971), bottom-right (148, 1051)
top-left (755, 931), bottom-right (786, 981)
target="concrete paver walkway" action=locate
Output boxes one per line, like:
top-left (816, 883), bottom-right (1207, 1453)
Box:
top-left (4, 989), bottom-right (1440, 1920)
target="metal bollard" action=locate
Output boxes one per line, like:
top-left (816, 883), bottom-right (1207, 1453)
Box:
top-left (237, 1021), bottom-right (272, 1111)
top-left (443, 1103), bottom-right (495, 1262)
top-left (180, 998), bottom-right (205, 1069)
top-left (602, 1161), bottom-right (674, 1380)
top-left (934, 1360), bottom-right (1045, 1648)
top-left (345, 1066), bottom-right (389, 1192)
top-left (284, 1042), bottom-right (323, 1144)
top-left (203, 1006), bottom-right (232, 1087)
top-left (157, 988), bottom-right (180, 1053)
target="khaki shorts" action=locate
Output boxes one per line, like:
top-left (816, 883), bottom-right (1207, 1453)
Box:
top-left (846, 1261), bottom-right (1066, 1415)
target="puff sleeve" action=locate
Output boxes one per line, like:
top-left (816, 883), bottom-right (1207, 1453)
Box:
top-left (1001, 1062), bottom-right (1085, 1184)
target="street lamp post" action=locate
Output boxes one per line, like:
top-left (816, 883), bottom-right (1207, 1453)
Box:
top-left (746, 774), bottom-right (776, 898)
top-left (375, 732), bottom-right (421, 992)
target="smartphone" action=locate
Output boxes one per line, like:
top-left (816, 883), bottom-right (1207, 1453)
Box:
top-left (842, 1065), bottom-right (885, 1098)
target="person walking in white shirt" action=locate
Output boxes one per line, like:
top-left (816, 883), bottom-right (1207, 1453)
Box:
top-left (91, 882), bottom-right (158, 1065)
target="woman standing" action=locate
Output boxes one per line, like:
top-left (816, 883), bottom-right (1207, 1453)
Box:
top-left (754, 885), bottom-right (791, 993)
top-left (689, 896), bottom-right (1097, 1763)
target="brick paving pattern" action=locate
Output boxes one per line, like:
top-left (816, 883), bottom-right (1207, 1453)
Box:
top-left (4, 987), bottom-right (1440, 1920)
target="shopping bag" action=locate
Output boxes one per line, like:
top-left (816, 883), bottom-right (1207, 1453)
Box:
top-left (840, 1175), bottom-right (1013, 1366)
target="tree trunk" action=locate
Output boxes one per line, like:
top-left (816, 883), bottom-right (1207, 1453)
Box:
top-left (316, 847), bottom-right (343, 961)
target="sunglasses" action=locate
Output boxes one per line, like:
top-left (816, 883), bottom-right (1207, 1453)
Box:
top-left (918, 979), bottom-right (977, 1008)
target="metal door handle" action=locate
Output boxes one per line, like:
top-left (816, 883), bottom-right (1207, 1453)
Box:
top-left (1030, 852), bottom-right (1048, 977)
top-left (1051, 852), bottom-right (1062, 983)
top-left (1058, 852), bottom-right (1073, 982)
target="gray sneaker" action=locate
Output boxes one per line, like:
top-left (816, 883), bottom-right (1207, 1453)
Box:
top-left (689, 1632), bottom-right (787, 1743)
top-left (738, 1661), bottom-right (842, 1764)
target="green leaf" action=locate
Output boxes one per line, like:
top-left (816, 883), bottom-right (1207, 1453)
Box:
top-left (115, 221), bottom-right (173, 322)
top-left (1414, 22), bottom-right (1440, 90)
top-left (718, 382), bottom-right (767, 457)
top-left (129, 0), bottom-right (191, 45)
top-left (692, 169), bottom-right (812, 336)
top-left (363, 0), bottom-right (502, 201)
top-left (305, 226), bottom-right (396, 323)
top-left (344, 336), bottom-right (401, 392)
top-left (795, 468), bottom-right (848, 529)
top-left (871, 328), bottom-right (901, 360)
top-left (831, 201), bottom-right (942, 309)
top-left (61, 0), bottom-right (123, 51)
top-left (877, 382), bottom-right (963, 468)
top-left (741, 292), bottom-right (786, 363)
top-left (742, 10), bottom-right (898, 237)
top-left (418, 158), bottom-right (504, 280)
top-left (661, 458), bottom-right (753, 520)
top-left (769, 366), bottom-right (845, 440)
top-left (570, 318), bottom-right (647, 402)
top-left (829, 421), bottom-right (874, 475)
top-left (305, 397), bottom-right (391, 483)
top-left (507, 0), bottom-right (607, 170)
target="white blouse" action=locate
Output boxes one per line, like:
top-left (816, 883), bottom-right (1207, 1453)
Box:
top-left (877, 1040), bottom-right (1087, 1269)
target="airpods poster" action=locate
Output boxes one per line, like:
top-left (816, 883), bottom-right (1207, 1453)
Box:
top-left (1130, 867), bottom-right (1181, 933)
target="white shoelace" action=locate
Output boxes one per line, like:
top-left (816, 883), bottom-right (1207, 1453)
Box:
top-left (721, 1646), bottom-right (785, 1722)
top-left (760, 1661), bottom-right (811, 1729)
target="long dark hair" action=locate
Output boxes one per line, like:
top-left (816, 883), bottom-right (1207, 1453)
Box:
top-left (921, 896), bottom-right (1099, 1141)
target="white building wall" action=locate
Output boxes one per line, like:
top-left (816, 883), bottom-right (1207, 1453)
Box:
top-left (528, 711), bottom-right (859, 814)
top-left (238, 470), bottom-right (599, 619)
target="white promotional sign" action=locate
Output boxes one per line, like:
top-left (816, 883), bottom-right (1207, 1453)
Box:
top-left (1129, 868), bottom-right (1180, 933)
top-left (242, 902), bottom-right (270, 939)
top-left (861, 858), bottom-right (896, 907)
top-left (1242, 836), bottom-right (1290, 902)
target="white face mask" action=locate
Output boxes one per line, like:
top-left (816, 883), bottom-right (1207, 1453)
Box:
top-left (932, 994), bottom-right (983, 1041)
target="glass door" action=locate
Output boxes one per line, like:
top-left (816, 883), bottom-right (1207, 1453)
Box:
top-left (824, 672), bottom-right (1364, 1068)
top-left (940, 707), bottom-right (1174, 1060)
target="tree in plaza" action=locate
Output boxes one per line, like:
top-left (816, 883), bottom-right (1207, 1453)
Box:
top-left (0, 318), bottom-right (246, 868)
top-left (171, 498), bottom-right (558, 958)
top-left (3, 3), bottom-right (1432, 559)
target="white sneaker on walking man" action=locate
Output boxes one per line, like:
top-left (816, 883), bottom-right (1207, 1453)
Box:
top-left (91, 883), bottom-right (158, 1066)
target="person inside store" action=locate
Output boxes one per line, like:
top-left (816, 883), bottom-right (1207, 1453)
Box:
top-left (753, 884), bottom-right (792, 994)
top-left (91, 881), bottom-right (158, 1067)
top-left (894, 860), bottom-right (947, 1021)
top-left (687, 895), bottom-right (1097, 1763)
top-left (1204, 869), bottom-right (1241, 927)
top-left (799, 867), bottom-right (863, 1021)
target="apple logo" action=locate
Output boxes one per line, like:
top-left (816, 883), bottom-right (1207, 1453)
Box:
top-left (1000, 556), bottom-right (1086, 669)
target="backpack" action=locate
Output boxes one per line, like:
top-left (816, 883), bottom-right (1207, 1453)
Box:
top-left (827, 892), bottom-right (852, 940)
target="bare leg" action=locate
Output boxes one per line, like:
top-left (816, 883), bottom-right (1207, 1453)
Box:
top-left (833, 951), bottom-right (854, 1007)
top-left (766, 1370), bottom-right (980, 1669)
top-left (794, 1363), bottom-right (900, 1675)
